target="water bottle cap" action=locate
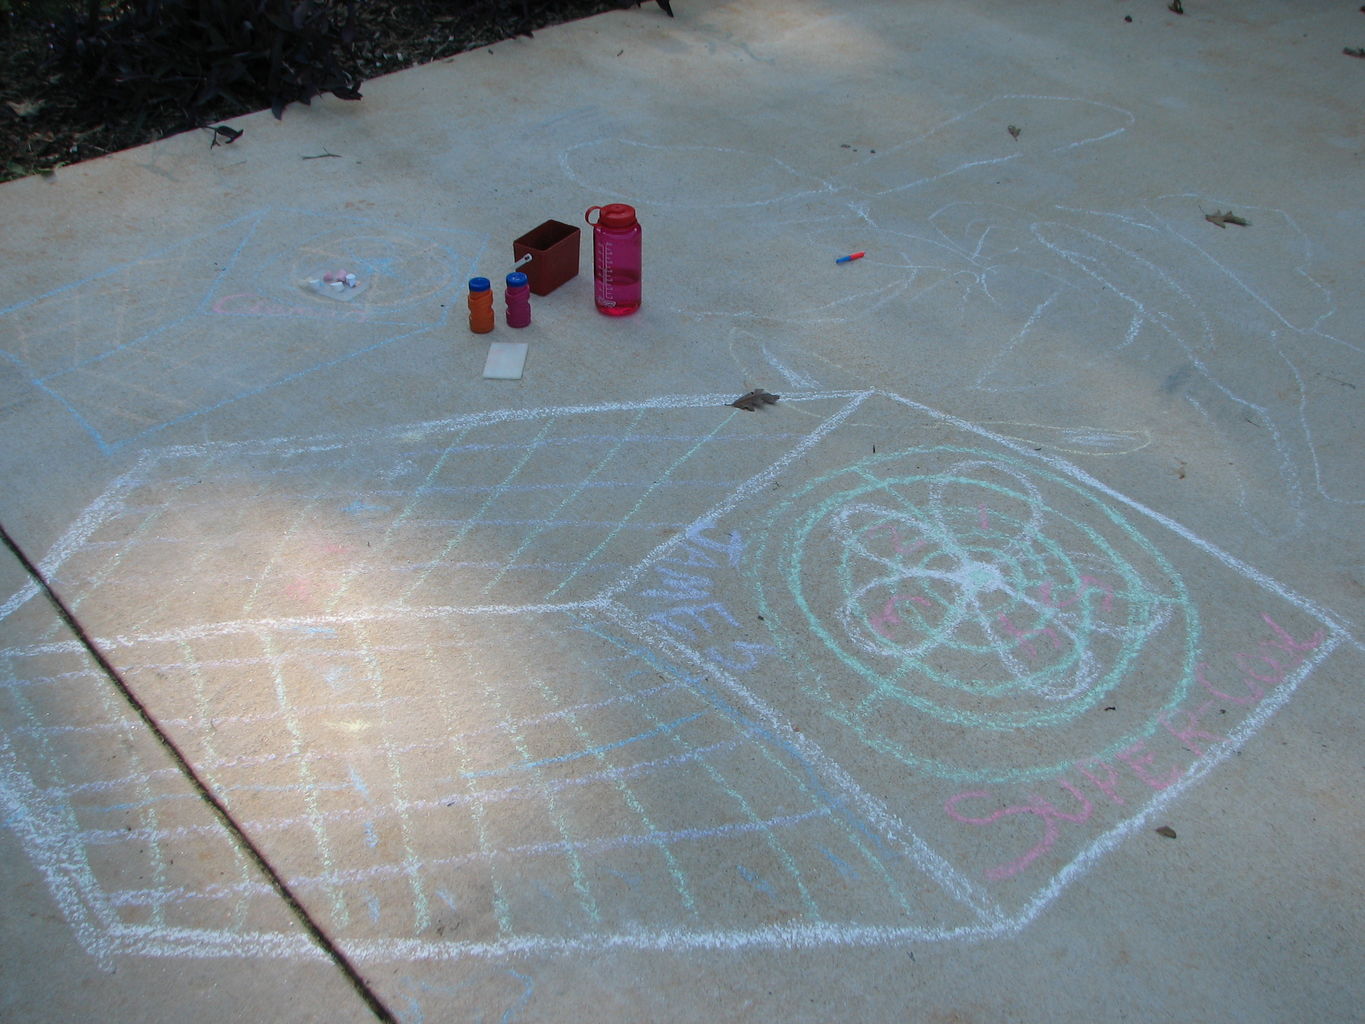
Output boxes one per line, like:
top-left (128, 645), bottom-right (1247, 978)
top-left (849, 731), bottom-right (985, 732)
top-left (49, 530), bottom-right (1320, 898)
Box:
top-left (506, 272), bottom-right (529, 288)
top-left (586, 203), bottom-right (637, 229)
top-left (468, 277), bottom-right (491, 292)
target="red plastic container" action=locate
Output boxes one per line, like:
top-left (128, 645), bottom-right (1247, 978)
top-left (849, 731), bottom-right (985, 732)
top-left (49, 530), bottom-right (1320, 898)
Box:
top-left (512, 220), bottom-right (581, 296)
top-left (585, 204), bottom-right (642, 316)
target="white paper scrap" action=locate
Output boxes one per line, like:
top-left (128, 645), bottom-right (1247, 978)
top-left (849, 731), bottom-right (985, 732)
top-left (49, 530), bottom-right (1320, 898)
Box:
top-left (482, 341), bottom-right (528, 380)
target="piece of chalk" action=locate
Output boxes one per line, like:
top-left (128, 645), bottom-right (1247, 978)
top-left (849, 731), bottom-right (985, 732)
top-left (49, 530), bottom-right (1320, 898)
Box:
top-left (835, 251), bottom-right (866, 264)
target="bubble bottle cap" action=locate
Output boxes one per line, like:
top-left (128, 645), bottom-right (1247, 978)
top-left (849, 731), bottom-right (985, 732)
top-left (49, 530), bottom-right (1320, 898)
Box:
top-left (468, 277), bottom-right (491, 292)
top-left (506, 272), bottom-right (529, 288)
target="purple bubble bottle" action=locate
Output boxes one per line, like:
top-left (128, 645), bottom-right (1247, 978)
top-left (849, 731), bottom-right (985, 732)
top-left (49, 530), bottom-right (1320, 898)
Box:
top-left (585, 203), bottom-right (641, 316)
top-left (505, 271), bottom-right (531, 328)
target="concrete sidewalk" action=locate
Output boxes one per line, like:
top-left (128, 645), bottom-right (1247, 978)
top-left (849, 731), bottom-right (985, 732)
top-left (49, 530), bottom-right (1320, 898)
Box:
top-left (1, 1), bottom-right (1362, 1020)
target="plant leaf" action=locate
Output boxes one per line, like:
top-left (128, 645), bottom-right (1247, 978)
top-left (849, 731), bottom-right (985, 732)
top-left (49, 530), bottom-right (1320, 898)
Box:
top-left (731, 388), bottom-right (781, 411)
top-left (5, 99), bottom-right (44, 118)
top-left (1205, 210), bottom-right (1249, 228)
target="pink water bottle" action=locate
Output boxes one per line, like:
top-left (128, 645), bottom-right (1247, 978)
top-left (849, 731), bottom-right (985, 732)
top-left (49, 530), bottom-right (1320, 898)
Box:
top-left (585, 203), bottom-right (642, 316)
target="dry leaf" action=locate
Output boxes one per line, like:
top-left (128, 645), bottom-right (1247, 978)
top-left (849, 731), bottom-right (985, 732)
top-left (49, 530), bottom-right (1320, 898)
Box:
top-left (5, 99), bottom-right (43, 118)
top-left (731, 388), bottom-right (780, 411)
top-left (1155, 825), bottom-right (1178, 839)
top-left (1205, 210), bottom-right (1249, 229)
top-left (207, 124), bottom-right (244, 148)
top-left (1007, 124), bottom-right (1021, 140)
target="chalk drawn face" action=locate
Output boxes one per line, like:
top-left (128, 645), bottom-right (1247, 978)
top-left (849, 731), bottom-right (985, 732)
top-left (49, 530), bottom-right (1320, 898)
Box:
top-left (753, 447), bottom-right (1200, 785)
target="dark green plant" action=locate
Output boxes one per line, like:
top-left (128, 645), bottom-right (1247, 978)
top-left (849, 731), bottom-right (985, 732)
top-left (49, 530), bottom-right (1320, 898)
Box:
top-left (46, 0), bottom-right (363, 128)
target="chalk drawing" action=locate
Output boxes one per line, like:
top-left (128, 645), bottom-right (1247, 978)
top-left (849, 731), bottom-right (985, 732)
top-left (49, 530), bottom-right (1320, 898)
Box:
top-left (0, 208), bottom-right (486, 452)
top-left (556, 96), bottom-right (1364, 538)
top-left (978, 423), bottom-right (1153, 457)
top-left (0, 90), bottom-right (1355, 1024)
top-left (395, 968), bottom-right (533, 1024)
top-left (747, 448), bottom-right (1198, 783)
top-left (0, 390), bottom-right (1351, 971)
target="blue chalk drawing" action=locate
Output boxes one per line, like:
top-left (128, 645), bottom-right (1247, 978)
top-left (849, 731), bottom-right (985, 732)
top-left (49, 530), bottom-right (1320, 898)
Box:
top-left (736, 865), bottom-right (777, 899)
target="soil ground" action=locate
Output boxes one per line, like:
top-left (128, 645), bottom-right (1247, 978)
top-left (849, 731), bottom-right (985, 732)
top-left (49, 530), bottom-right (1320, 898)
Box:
top-left (0, 0), bottom-right (641, 182)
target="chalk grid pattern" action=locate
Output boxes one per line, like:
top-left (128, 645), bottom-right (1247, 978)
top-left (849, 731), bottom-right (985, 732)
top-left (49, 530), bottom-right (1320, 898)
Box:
top-left (0, 392), bottom-right (1349, 963)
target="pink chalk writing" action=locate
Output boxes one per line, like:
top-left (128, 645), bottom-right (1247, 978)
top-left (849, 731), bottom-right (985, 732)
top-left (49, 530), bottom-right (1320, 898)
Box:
top-left (995, 613), bottom-right (1063, 661)
top-left (869, 594), bottom-right (935, 638)
top-left (946, 782), bottom-right (1093, 880)
top-left (944, 613), bottom-right (1323, 881)
top-left (1159, 701), bottom-right (1223, 757)
top-left (866, 521), bottom-right (925, 556)
top-left (1115, 740), bottom-right (1181, 790)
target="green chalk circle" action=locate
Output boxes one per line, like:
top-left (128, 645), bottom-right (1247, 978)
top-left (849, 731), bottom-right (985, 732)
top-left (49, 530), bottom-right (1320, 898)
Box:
top-left (751, 447), bottom-right (1200, 785)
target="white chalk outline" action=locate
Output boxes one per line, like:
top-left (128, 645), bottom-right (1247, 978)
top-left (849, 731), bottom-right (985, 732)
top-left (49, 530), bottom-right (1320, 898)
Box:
top-left (0, 389), bottom-right (1354, 964)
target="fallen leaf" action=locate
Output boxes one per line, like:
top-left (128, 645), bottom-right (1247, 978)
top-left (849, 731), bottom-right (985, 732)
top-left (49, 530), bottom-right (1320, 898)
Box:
top-left (207, 124), bottom-right (243, 148)
top-left (1155, 825), bottom-right (1178, 839)
top-left (1345, 47), bottom-right (1365, 59)
top-left (731, 388), bottom-right (781, 411)
top-left (1205, 210), bottom-right (1249, 228)
top-left (1007, 124), bottom-right (1021, 140)
top-left (5, 99), bottom-right (43, 118)
top-left (1168, 0), bottom-right (1184, 14)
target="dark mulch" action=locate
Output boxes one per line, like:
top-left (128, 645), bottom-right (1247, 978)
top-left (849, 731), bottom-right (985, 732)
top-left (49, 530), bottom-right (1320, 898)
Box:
top-left (0, 1), bottom-right (663, 182)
